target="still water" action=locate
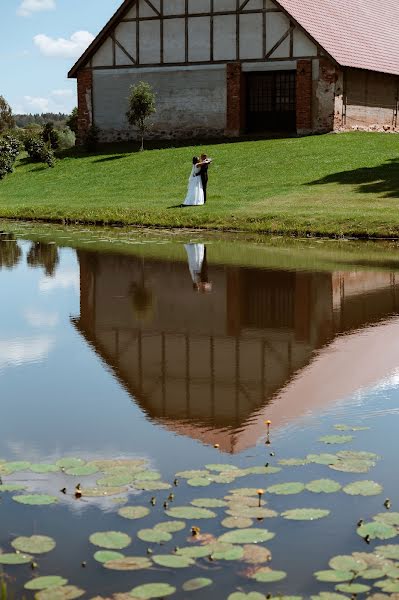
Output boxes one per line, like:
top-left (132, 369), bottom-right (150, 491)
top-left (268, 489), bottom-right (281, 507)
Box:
top-left (2, 224), bottom-right (399, 599)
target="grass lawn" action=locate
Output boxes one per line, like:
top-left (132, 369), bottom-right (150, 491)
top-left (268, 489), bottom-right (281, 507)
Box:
top-left (1, 132), bottom-right (399, 237)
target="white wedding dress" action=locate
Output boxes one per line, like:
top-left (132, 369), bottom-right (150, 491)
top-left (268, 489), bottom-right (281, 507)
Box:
top-left (185, 243), bottom-right (205, 284)
top-left (183, 165), bottom-right (204, 206)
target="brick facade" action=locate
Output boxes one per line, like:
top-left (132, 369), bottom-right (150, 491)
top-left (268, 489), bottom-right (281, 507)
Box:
top-left (296, 59), bottom-right (312, 134)
top-left (225, 62), bottom-right (242, 137)
top-left (77, 69), bottom-right (93, 144)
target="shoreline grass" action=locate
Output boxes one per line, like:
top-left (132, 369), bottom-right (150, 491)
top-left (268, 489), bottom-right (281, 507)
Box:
top-left (1, 132), bottom-right (399, 239)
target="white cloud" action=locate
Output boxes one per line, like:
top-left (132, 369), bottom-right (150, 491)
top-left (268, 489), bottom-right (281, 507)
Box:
top-left (24, 309), bottom-right (59, 328)
top-left (51, 89), bottom-right (73, 97)
top-left (18, 0), bottom-right (56, 17)
top-left (34, 31), bottom-right (94, 58)
top-left (39, 268), bottom-right (79, 293)
top-left (0, 336), bottom-right (54, 370)
top-left (23, 95), bottom-right (50, 112)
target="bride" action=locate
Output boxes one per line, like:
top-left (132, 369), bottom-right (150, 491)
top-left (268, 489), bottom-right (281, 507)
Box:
top-left (183, 157), bottom-right (205, 206)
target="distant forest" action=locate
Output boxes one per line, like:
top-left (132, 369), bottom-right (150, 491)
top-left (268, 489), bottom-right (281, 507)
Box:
top-left (13, 113), bottom-right (70, 128)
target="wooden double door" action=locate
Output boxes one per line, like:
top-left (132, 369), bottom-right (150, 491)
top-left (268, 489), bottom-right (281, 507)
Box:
top-left (246, 71), bottom-right (297, 133)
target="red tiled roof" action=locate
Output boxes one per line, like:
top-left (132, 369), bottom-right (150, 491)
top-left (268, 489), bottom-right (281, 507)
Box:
top-left (276, 0), bottom-right (399, 76)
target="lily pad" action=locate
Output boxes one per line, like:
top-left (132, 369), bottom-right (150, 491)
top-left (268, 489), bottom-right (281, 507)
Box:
top-left (222, 517), bottom-right (253, 529)
top-left (319, 435), bottom-right (353, 445)
top-left (191, 498), bottom-right (227, 508)
top-left (282, 508), bottom-right (330, 521)
top-left (187, 478), bottom-right (211, 487)
top-left (335, 583), bottom-right (370, 593)
top-left (30, 464), bottom-right (59, 474)
top-left (206, 464), bottom-right (238, 472)
top-left (153, 521), bottom-right (186, 533)
top-left (357, 521), bottom-right (397, 540)
top-left (208, 474), bottom-right (236, 484)
top-left (104, 556), bottom-right (152, 570)
top-left (137, 481), bottom-right (171, 491)
top-left (182, 578), bottom-right (212, 592)
top-left (97, 474), bottom-right (134, 487)
top-left (165, 506), bottom-right (216, 519)
top-left (152, 554), bottom-right (194, 568)
top-left (176, 546), bottom-right (212, 558)
top-left (242, 466), bottom-right (281, 475)
top-left (329, 555), bottom-right (367, 572)
top-left (94, 550), bottom-right (125, 563)
top-left (250, 567), bottom-right (287, 582)
top-left (82, 486), bottom-right (127, 497)
top-left (310, 595), bottom-right (348, 600)
top-left (374, 512), bottom-right (399, 526)
top-left (229, 488), bottom-right (260, 497)
top-left (89, 531), bottom-right (131, 549)
top-left (12, 535), bottom-right (56, 554)
top-left (375, 580), bottom-right (399, 592)
top-left (35, 585), bottom-right (85, 599)
top-left (267, 482), bottom-right (305, 495)
top-left (330, 459), bottom-right (375, 473)
top-left (137, 529), bottom-right (172, 543)
top-left (65, 464), bottom-right (98, 476)
top-left (227, 594), bottom-right (265, 600)
top-left (242, 544), bottom-right (272, 564)
top-left (55, 458), bottom-right (85, 469)
top-left (0, 553), bottom-right (33, 564)
top-left (133, 471), bottom-right (161, 482)
top-left (334, 424), bottom-right (370, 431)
top-left (218, 528), bottom-right (275, 544)
top-left (314, 570), bottom-right (353, 582)
top-left (307, 454), bottom-right (339, 465)
top-left (175, 470), bottom-right (210, 479)
top-left (306, 479), bottom-right (341, 493)
top-left (130, 583), bottom-right (176, 598)
top-left (226, 506), bottom-right (278, 519)
top-left (118, 506), bottom-right (150, 520)
top-left (343, 480), bottom-right (383, 496)
top-left (13, 494), bottom-right (58, 505)
top-left (375, 544), bottom-right (399, 559)
top-left (24, 576), bottom-right (67, 590)
top-left (211, 544), bottom-right (244, 561)
top-left (2, 461), bottom-right (31, 473)
top-left (278, 458), bottom-right (309, 466)
top-left (0, 484), bottom-right (27, 492)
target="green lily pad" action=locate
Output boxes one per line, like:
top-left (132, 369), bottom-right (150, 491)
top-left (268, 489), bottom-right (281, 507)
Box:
top-left (330, 459), bottom-right (375, 473)
top-left (218, 528), bottom-right (275, 544)
top-left (12, 535), bottom-right (56, 554)
top-left (374, 512), bottom-right (399, 526)
top-left (137, 481), bottom-right (171, 491)
top-left (133, 471), bottom-right (161, 482)
top-left (206, 464), bottom-right (238, 472)
top-left (360, 568), bottom-right (386, 579)
top-left (89, 531), bottom-right (131, 549)
top-left (334, 424), bottom-right (370, 431)
top-left (165, 506), bottom-right (216, 519)
top-left (375, 544), bottom-right (399, 559)
top-left (242, 466), bottom-right (281, 475)
top-left (227, 594), bottom-right (265, 600)
top-left (35, 585), bottom-right (85, 599)
top-left (2, 461), bottom-right (31, 473)
top-left (250, 567), bottom-right (287, 582)
top-left (306, 479), bottom-right (341, 493)
top-left (226, 506), bottom-right (278, 519)
top-left (90, 458), bottom-right (147, 471)
top-left (65, 464), bottom-right (98, 476)
top-left (118, 506), bottom-right (150, 520)
top-left (187, 478), bottom-right (211, 487)
top-left (97, 474), bottom-right (134, 487)
top-left (24, 576), bottom-right (67, 590)
top-left (307, 454), bottom-right (339, 465)
top-left (130, 583), bottom-right (176, 598)
top-left (176, 546), bottom-right (212, 559)
top-left (211, 544), bottom-right (244, 561)
top-left (175, 470), bottom-right (210, 479)
top-left (335, 583), bottom-right (370, 593)
top-left (278, 458), bottom-right (309, 466)
top-left (337, 450), bottom-right (379, 460)
top-left (282, 508), bottom-right (330, 521)
top-left (104, 556), bottom-right (152, 570)
top-left (55, 458), bottom-right (85, 469)
top-left (314, 570), bottom-right (353, 582)
top-left (82, 486), bottom-right (127, 497)
top-left (137, 529), bottom-right (172, 543)
top-left (152, 554), bottom-right (194, 568)
top-left (154, 521), bottom-right (186, 533)
top-left (319, 435), bottom-right (353, 445)
top-left (343, 480), bottom-right (383, 496)
top-left (0, 484), bottom-right (27, 492)
top-left (208, 474), bottom-right (236, 484)
top-left (242, 544), bottom-right (272, 564)
top-left (94, 550), bottom-right (125, 563)
top-left (222, 517), bottom-right (254, 528)
top-left (329, 555), bottom-right (367, 572)
top-left (191, 498), bottom-right (227, 508)
top-left (267, 482), bottom-right (305, 495)
top-left (229, 488), bottom-right (260, 496)
top-left (30, 464), bottom-right (59, 474)
top-left (0, 553), bottom-right (33, 564)
top-left (310, 595), bottom-right (348, 600)
top-left (13, 494), bottom-right (58, 505)
top-left (357, 521), bottom-right (397, 540)
top-left (182, 578), bottom-right (212, 592)
top-left (375, 580), bottom-right (399, 592)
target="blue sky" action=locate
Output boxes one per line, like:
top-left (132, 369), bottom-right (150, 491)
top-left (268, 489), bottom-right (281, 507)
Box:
top-left (1, 0), bottom-right (121, 114)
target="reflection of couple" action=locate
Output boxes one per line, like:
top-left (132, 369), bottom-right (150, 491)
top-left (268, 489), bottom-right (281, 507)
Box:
top-left (185, 243), bottom-right (212, 293)
top-left (183, 154), bottom-right (212, 207)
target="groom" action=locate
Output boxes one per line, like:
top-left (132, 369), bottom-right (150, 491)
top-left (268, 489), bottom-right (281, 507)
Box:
top-left (199, 153), bottom-right (211, 204)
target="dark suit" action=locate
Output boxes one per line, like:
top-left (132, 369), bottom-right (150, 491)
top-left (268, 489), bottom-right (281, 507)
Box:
top-left (200, 163), bottom-right (209, 204)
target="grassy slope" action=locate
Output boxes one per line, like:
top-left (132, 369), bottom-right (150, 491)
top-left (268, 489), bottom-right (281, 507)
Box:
top-left (1, 132), bottom-right (399, 237)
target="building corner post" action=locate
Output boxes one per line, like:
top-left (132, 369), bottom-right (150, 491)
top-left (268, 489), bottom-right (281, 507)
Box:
top-left (296, 59), bottom-right (312, 135)
top-left (225, 62), bottom-right (243, 137)
top-left (77, 68), bottom-right (93, 145)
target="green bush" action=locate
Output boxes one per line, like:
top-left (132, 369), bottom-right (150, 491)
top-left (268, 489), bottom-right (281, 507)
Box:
top-left (0, 135), bottom-right (21, 180)
top-left (84, 125), bottom-right (100, 152)
top-left (24, 136), bottom-right (55, 168)
top-left (57, 127), bottom-right (76, 150)
top-left (66, 107), bottom-right (78, 135)
top-left (41, 122), bottom-right (60, 150)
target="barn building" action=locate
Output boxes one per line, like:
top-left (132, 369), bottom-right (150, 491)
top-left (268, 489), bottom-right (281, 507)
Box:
top-left (68, 0), bottom-right (399, 142)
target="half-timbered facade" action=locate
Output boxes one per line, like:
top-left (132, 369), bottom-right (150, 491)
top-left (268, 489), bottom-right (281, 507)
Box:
top-left (69, 0), bottom-right (399, 142)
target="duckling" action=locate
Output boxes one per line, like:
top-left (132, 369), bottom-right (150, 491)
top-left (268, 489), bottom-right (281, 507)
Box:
top-left (146, 548), bottom-right (153, 555)
top-left (270, 452), bottom-right (275, 457)
top-left (150, 497), bottom-right (156, 506)
top-left (81, 561), bottom-right (87, 568)
top-left (364, 534), bottom-right (371, 544)
top-left (384, 498), bottom-right (391, 510)
top-left (30, 561), bottom-right (38, 570)
top-left (60, 487), bottom-right (67, 494)
top-left (168, 493), bottom-right (174, 502)
top-left (163, 501), bottom-right (169, 509)
top-left (173, 478), bottom-right (179, 487)
top-left (357, 519), bottom-right (364, 527)
top-left (191, 526), bottom-right (201, 536)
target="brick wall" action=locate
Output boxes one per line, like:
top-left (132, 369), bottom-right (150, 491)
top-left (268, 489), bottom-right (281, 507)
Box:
top-left (225, 62), bottom-right (242, 137)
top-left (77, 69), bottom-right (93, 144)
top-left (296, 59), bottom-right (312, 134)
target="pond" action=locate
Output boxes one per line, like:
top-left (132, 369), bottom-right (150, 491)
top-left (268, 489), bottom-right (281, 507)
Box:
top-left (2, 222), bottom-right (399, 599)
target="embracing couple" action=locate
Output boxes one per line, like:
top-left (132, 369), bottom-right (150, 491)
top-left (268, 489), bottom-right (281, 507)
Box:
top-left (182, 153), bottom-right (212, 207)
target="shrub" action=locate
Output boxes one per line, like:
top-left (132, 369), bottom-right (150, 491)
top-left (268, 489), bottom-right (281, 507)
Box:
top-left (84, 125), bottom-right (100, 152)
top-left (66, 107), bottom-right (78, 135)
top-left (0, 135), bottom-right (20, 180)
top-left (57, 127), bottom-right (76, 150)
top-left (24, 136), bottom-right (55, 168)
top-left (42, 122), bottom-right (60, 150)
top-left (0, 96), bottom-right (15, 134)
top-left (126, 81), bottom-right (156, 151)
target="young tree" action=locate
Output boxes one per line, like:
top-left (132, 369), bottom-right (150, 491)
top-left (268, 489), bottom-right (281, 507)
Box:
top-left (66, 107), bottom-right (78, 135)
top-left (126, 82), bottom-right (156, 151)
top-left (0, 96), bottom-right (15, 133)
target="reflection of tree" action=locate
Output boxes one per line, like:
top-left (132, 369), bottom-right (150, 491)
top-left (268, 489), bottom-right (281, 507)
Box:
top-left (129, 259), bottom-right (153, 321)
top-left (0, 233), bottom-right (22, 270)
top-left (27, 242), bottom-right (59, 277)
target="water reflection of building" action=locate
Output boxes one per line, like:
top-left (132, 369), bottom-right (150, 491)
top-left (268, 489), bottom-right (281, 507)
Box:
top-left (72, 249), bottom-right (399, 453)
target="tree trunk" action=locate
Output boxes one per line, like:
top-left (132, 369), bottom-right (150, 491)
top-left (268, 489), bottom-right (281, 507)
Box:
top-left (140, 134), bottom-right (144, 152)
